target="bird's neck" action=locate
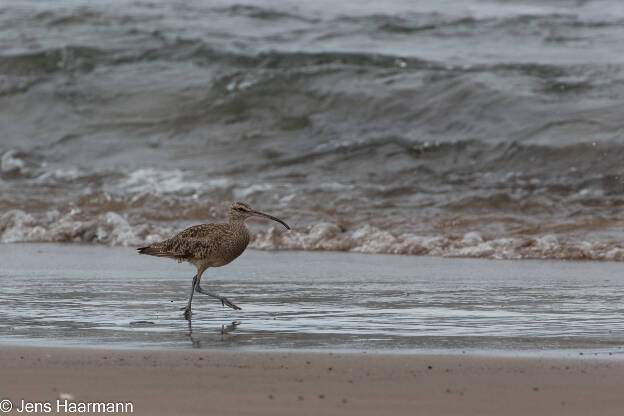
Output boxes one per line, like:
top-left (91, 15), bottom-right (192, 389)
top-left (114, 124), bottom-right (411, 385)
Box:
top-left (229, 220), bottom-right (250, 240)
top-left (229, 218), bottom-right (247, 228)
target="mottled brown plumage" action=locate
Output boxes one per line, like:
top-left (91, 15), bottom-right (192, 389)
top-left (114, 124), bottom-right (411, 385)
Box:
top-left (137, 202), bottom-right (290, 319)
top-left (138, 222), bottom-right (250, 268)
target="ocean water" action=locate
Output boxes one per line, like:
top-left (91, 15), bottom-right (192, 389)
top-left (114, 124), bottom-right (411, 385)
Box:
top-left (1, 0), bottom-right (624, 260)
top-left (1, 244), bottom-right (623, 356)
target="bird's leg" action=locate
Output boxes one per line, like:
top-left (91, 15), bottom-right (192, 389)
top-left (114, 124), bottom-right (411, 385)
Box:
top-left (195, 285), bottom-right (242, 310)
top-left (183, 275), bottom-right (198, 320)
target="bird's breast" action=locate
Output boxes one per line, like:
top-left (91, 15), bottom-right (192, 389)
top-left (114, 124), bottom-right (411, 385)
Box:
top-left (206, 226), bottom-right (250, 267)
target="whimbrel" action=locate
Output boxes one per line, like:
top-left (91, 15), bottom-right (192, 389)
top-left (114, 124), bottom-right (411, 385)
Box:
top-left (137, 202), bottom-right (290, 319)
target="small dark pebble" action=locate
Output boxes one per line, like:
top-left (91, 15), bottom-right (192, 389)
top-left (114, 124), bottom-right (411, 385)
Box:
top-left (319, 394), bottom-right (325, 399)
top-left (427, 365), bottom-right (432, 370)
top-left (306, 361), bottom-right (311, 365)
top-left (342, 399), bottom-right (348, 404)
top-left (199, 357), bottom-right (203, 360)
top-left (20, 356), bottom-right (24, 359)
top-left (446, 388), bottom-right (451, 393)
top-left (298, 396), bottom-right (304, 401)
top-left (328, 367), bottom-right (333, 371)
top-left (533, 387), bottom-right (539, 392)
top-left (268, 394), bottom-right (274, 400)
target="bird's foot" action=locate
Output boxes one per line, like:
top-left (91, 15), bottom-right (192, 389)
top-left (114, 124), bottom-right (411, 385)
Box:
top-left (220, 297), bottom-right (242, 310)
top-left (195, 285), bottom-right (242, 310)
top-left (183, 307), bottom-right (192, 320)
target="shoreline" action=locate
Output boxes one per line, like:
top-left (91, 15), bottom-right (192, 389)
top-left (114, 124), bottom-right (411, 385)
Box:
top-left (1, 243), bottom-right (623, 354)
top-left (1, 344), bottom-right (623, 416)
top-left (0, 340), bottom-right (622, 362)
top-left (3, 240), bottom-right (624, 263)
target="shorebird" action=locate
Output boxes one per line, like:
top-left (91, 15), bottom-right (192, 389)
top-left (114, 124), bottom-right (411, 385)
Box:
top-left (137, 202), bottom-right (290, 319)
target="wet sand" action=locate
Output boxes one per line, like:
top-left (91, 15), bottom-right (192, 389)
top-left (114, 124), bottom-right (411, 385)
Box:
top-left (1, 244), bottom-right (624, 355)
top-left (1, 345), bottom-right (623, 416)
top-left (1, 244), bottom-right (624, 414)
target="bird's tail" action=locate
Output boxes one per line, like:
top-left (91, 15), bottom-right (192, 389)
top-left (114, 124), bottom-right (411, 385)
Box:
top-left (137, 245), bottom-right (167, 257)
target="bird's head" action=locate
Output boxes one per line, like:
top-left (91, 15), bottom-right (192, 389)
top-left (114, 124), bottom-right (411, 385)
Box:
top-left (228, 202), bottom-right (290, 230)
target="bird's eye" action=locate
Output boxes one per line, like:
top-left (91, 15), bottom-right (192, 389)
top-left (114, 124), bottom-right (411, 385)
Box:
top-left (236, 207), bottom-right (245, 211)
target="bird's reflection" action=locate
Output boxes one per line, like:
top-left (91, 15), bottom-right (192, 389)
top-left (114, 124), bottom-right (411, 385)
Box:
top-left (186, 319), bottom-right (201, 348)
top-left (221, 320), bottom-right (240, 335)
top-left (186, 319), bottom-right (241, 348)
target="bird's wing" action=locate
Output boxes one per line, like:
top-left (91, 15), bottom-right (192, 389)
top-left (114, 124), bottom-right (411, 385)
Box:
top-left (172, 223), bottom-right (230, 240)
top-left (161, 223), bottom-right (234, 260)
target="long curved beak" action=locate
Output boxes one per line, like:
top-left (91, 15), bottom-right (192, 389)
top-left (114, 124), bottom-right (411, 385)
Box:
top-left (249, 210), bottom-right (290, 230)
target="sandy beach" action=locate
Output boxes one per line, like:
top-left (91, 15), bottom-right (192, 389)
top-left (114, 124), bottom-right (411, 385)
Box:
top-left (1, 244), bottom-right (623, 415)
top-left (0, 345), bottom-right (622, 416)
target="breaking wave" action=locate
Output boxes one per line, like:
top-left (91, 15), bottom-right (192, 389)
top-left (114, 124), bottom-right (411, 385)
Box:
top-left (2, 208), bottom-right (624, 261)
top-left (2, 0), bottom-right (624, 261)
